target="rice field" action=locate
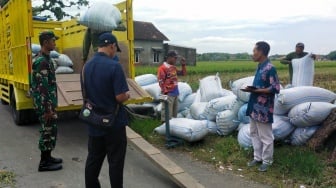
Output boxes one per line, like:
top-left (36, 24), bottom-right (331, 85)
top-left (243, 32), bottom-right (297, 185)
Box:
top-left (135, 60), bottom-right (336, 92)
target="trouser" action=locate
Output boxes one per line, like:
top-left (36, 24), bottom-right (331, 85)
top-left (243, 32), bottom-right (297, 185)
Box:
top-left (34, 96), bottom-right (58, 152)
top-left (250, 118), bottom-right (274, 165)
top-left (38, 115), bottom-right (57, 151)
top-left (161, 95), bottom-right (178, 122)
top-left (85, 126), bottom-right (127, 188)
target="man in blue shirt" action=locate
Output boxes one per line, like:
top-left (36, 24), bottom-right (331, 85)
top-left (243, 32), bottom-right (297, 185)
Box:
top-left (82, 32), bottom-right (130, 187)
top-left (244, 41), bottom-right (280, 172)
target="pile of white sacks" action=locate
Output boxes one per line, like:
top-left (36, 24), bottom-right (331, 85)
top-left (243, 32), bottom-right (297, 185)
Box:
top-left (32, 44), bottom-right (74, 74)
top-left (135, 56), bottom-right (336, 145)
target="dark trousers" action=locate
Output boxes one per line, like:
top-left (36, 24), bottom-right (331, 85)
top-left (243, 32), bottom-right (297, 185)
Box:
top-left (85, 126), bottom-right (127, 188)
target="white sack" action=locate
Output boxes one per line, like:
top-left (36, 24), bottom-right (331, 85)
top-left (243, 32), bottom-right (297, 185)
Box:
top-left (190, 102), bottom-right (208, 120)
top-left (79, 1), bottom-right (122, 31)
top-left (216, 110), bottom-right (240, 136)
top-left (50, 50), bottom-right (60, 58)
top-left (288, 102), bottom-right (336, 127)
top-left (230, 76), bottom-right (254, 102)
top-left (199, 74), bottom-right (224, 102)
top-left (237, 124), bottom-right (252, 149)
top-left (135, 74), bottom-right (157, 86)
top-left (194, 89), bottom-right (201, 103)
top-left (55, 54), bottom-right (73, 67)
top-left (178, 82), bottom-right (192, 102)
top-left (292, 54), bottom-right (314, 87)
top-left (274, 86), bottom-right (336, 115)
top-left (203, 95), bottom-right (238, 121)
top-left (142, 83), bottom-right (161, 100)
top-left (31, 44), bottom-right (41, 54)
top-left (238, 103), bottom-right (250, 124)
top-left (272, 115), bottom-right (295, 140)
top-left (178, 93), bottom-right (196, 112)
top-left (154, 118), bottom-right (209, 142)
top-left (290, 126), bottom-right (320, 146)
top-left (55, 66), bottom-right (74, 74)
top-left (206, 121), bottom-right (219, 134)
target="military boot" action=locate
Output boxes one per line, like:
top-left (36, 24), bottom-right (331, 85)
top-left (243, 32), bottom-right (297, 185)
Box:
top-left (38, 151), bottom-right (62, 172)
top-left (46, 150), bottom-right (63, 164)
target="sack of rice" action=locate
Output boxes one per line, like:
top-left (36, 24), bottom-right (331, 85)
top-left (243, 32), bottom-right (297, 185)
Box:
top-left (78, 1), bottom-right (122, 31)
top-left (292, 54), bottom-right (314, 87)
top-left (50, 50), bottom-right (60, 58)
top-left (237, 124), bottom-right (252, 149)
top-left (203, 95), bottom-right (238, 121)
top-left (31, 44), bottom-right (41, 54)
top-left (55, 54), bottom-right (73, 67)
top-left (274, 86), bottom-right (336, 115)
top-left (216, 110), bottom-right (240, 136)
top-left (142, 83), bottom-right (161, 100)
top-left (190, 102), bottom-right (208, 120)
top-left (178, 82), bottom-right (192, 102)
top-left (178, 93), bottom-right (196, 112)
top-left (288, 102), bottom-right (336, 127)
top-left (238, 103), bottom-right (250, 124)
top-left (230, 76), bottom-right (254, 102)
top-left (154, 118), bottom-right (209, 142)
top-left (55, 66), bottom-right (74, 74)
top-left (272, 115), bottom-right (295, 140)
top-left (199, 74), bottom-right (224, 102)
top-left (290, 126), bottom-right (320, 146)
top-left (206, 121), bottom-right (219, 134)
top-left (135, 74), bottom-right (157, 86)
top-left (194, 89), bottom-right (201, 103)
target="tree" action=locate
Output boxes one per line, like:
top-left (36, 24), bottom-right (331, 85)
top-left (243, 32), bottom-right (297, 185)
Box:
top-left (327, 51), bottom-right (336, 60)
top-left (33, 0), bottom-right (89, 21)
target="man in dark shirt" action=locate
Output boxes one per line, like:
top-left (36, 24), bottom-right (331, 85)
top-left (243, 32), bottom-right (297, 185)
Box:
top-left (280, 42), bottom-right (315, 84)
top-left (82, 32), bottom-right (130, 188)
top-left (244, 41), bottom-right (280, 172)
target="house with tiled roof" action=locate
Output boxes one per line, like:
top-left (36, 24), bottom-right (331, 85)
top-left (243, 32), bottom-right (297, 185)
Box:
top-left (134, 21), bottom-right (196, 65)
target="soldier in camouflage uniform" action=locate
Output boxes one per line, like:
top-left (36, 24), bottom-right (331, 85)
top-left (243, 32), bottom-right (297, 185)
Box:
top-left (31, 31), bottom-right (63, 172)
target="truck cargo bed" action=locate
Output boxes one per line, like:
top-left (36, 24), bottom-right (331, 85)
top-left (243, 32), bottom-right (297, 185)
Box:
top-left (56, 74), bottom-right (152, 111)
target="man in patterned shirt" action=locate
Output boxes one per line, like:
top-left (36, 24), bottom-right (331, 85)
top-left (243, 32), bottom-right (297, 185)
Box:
top-left (31, 31), bottom-right (62, 172)
top-left (157, 50), bottom-right (186, 122)
top-left (244, 41), bottom-right (280, 172)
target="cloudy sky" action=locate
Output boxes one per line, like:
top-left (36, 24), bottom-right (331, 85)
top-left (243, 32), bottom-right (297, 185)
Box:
top-left (34, 0), bottom-right (336, 55)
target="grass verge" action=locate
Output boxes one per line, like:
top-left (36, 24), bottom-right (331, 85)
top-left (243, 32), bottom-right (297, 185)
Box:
top-left (130, 118), bottom-right (336, 187)
top-left (0, 170), bottom-right (15, 187)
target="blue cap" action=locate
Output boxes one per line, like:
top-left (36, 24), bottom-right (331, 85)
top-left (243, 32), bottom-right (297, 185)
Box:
top-left (98, 32), bottom-right (121, 52)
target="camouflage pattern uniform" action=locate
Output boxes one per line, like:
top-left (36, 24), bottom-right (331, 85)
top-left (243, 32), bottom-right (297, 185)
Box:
top-left (31, 52), bottom-right (58, 152)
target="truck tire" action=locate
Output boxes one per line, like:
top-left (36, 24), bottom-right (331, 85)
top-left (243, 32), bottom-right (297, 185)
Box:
top-left (1, 99), bottom-right (9, 105)
top-left (10, 93), bottom-right (27, 125)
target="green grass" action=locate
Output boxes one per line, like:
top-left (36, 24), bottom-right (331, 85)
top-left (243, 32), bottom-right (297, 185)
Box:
top-left (132, 60), bottom-right (336, 187)
top-left (131, 119), bottom-right (335, 187)
top-left (0, 170), bottom-right (15, 187)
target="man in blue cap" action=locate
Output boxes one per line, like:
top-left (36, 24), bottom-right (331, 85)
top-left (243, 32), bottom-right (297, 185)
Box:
top-left (82, 32), bottom-right (130, 188)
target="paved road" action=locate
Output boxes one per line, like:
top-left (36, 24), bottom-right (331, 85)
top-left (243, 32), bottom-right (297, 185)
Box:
top-left (0, 104), bottom-right (270, 188)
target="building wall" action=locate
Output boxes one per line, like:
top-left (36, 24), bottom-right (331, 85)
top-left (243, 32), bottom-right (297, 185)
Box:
top-left (134, 40), bottom-right (165, 64)
top-left (164, 43), bottom-right (196, 66)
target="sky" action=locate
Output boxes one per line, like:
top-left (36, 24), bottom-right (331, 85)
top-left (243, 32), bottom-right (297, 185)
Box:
top-left (33, 0), bottom-right (336, 55)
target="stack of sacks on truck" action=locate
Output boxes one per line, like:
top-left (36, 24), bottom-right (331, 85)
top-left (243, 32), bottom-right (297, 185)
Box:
top-left (31, 44), bottom-right (74, 74)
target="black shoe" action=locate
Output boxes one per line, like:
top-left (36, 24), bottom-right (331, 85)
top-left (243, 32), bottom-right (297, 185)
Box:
top-left (49, 156), bottom-right (63, 164)
top-left (38, 160), bottom-right (62, 172)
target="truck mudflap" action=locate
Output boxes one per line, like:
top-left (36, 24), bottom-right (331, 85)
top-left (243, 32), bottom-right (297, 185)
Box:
top-left (56, 74), bottom-right (152, 111)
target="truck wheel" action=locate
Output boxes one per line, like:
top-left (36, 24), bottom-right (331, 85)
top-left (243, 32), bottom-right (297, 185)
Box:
top-left (1, 99), bottom-right (9, 105)
top-left (10, 94), bottom-right (27, 125)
